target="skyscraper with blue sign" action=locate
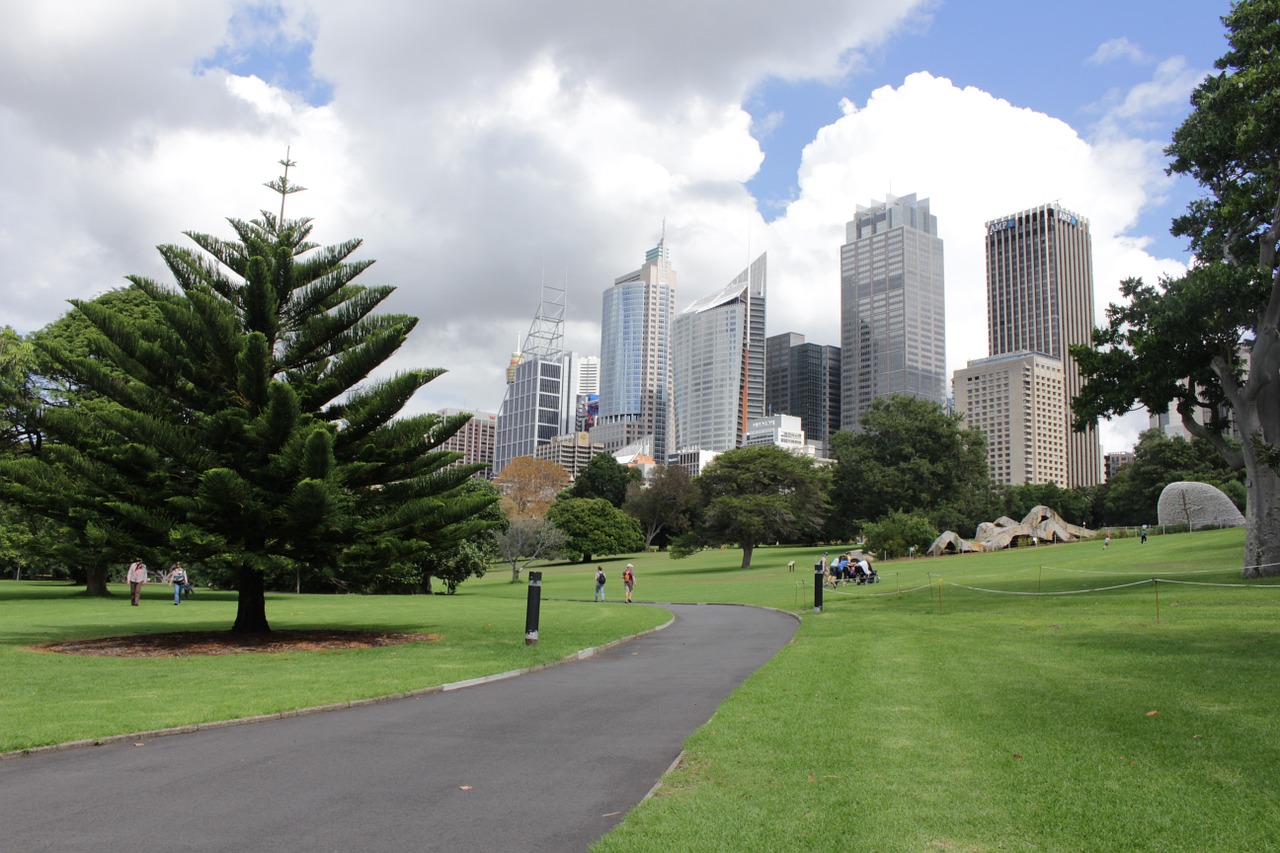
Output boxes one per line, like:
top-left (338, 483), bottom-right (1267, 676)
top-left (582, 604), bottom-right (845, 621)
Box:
top-left (984, 202), bottom-right (1101, 487)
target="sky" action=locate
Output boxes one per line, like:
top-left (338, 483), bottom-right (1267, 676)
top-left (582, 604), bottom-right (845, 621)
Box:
top-left (0, 0), bottom-right (1232, 454)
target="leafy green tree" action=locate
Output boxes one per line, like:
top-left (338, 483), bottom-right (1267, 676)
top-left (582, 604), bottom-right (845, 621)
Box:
top-left (2, 162), bottom-right (495, 630)
top-left (547, 497), bottom-right (643, 563)
top-left (830, 395), bottom-right (995, 537)
top-left (1100, 430), bottom-right (1243, 526)
top-left (420, 478), bottom-right (504, 594)
top-left (0, 290), bottom-right (178, 595)
top-left (565, 453), bottom-right (641, 507)
top-left (0, 327), bottom-right (42, 457)
top-left (1072, 1), bottom-right (1280, 577)
top-left (862, 511), bottom-right (937, 560)
top-left (678, 445), bottom-right (830, 569)
top-left (622, 464), bottom-right (696, 548)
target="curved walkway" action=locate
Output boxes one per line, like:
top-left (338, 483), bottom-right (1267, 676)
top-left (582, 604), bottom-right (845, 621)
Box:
top-left (0, 603), bottom-right (797, 852)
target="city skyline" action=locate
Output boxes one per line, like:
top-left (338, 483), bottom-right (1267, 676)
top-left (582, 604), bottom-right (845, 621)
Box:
top-left (0, 2), bottom-right (1227, 456)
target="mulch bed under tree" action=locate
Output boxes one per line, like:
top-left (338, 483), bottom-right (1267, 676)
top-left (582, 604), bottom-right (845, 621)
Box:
top-left (39, 630), bottom-right (438, 658)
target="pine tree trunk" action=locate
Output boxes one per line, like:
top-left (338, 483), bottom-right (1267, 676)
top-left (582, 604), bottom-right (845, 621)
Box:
top-left (231, 565), bottom-right (271, 633)
top-left (83, 565), bottom-right (111, 597)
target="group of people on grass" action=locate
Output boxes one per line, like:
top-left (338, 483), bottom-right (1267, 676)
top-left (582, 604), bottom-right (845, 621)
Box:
top-left (125, 559), bottom-right (194, 606)
top-left (823, 551), bottom-right (877, 588)
top-left (594, 563), bottom-right (636, 603)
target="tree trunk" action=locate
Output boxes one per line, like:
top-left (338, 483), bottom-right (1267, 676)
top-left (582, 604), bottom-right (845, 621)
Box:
top-left (1242, 459), bottom-right (1280, 578)
top-left (83, 565), bottom-right (111, 597)
top-left (580, 553), bottom-right (592, 563)
top-left (741, 544), bottom-right (754, 569)
top-left (231, 565), bottom-right (271, 633)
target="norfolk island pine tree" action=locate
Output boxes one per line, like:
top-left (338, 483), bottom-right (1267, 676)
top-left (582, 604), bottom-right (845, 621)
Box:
top-left (9, 157), bottom-right (496, 631)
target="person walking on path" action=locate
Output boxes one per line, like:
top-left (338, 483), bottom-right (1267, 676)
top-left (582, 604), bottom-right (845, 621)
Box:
top-left (622, 564), bottom-right (635, 603)
top-left (594, 566), bottom-right (606, 602)
top-left (126, 559), bottom-right (147, 606)
top-left (166, 562), bottom-right (189, 606)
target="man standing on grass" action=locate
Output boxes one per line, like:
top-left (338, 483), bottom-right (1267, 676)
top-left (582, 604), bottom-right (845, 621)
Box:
top-left (623, 564), bottom-right (635, 603)
top-left (126, 559), bottom-right (147, 606)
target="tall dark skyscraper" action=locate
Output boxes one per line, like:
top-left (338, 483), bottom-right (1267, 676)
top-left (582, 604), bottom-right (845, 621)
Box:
top-left (985, 203), bottom-right (1101, 487)
top-left (765, 332), bottom-right (841, 455)
top-left (840, 193), bottom-right (946, 432)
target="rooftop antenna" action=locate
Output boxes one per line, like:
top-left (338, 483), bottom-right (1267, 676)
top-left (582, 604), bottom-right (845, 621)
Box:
top-left (521, 271), bottom-right (566, 360)
top-left (263, 147), bottom-right (306, 225)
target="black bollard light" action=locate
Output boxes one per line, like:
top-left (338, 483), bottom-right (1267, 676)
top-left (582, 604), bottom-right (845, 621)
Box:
top-left (813, 562), bottom-right (824, 613)
top-left (525, 571), bottom-right (543, 646)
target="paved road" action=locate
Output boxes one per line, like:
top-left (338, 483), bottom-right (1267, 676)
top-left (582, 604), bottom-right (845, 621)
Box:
top-left (0, 603), bottom-right (797, 852)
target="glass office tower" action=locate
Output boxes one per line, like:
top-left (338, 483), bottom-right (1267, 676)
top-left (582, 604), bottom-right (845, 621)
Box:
top-left (839, 193), bottom-right (946, 432)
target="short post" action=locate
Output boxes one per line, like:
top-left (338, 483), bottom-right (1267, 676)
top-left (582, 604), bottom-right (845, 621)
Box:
top-left (813, 562), bottom-right (824, 613)
top-left (1153, 577), bottom-right (1160, 625)
top-left (525, 571), bottom-right (543, 646)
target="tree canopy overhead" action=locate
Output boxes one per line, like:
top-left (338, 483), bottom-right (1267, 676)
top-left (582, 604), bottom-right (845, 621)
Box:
top-left (1, 158), bottom-right (495, 628)
top-left (1072, 1), bottom-right (1280, 577)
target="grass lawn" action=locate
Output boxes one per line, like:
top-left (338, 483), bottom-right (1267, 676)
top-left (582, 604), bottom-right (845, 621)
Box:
top-left (594, 528), bottom-right (1280, 852)
top-left (0, 580), bottom-right (667, 753)
top-left (4, 528), bottom-right (1278, 851)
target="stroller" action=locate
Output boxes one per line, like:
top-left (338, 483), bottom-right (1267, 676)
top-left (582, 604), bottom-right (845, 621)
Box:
top-left (854, 561), bottom-right (879, 584)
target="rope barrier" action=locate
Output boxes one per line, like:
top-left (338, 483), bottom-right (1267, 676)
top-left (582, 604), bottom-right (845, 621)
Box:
top-left (825, 582), bottom-right (933, 598)
top-left (941, 577), bottom-right (1280, 596)
top-left (1041, 565), bottom-right (1223, 577)
top-left (944, 579), bottom-right (1153, 596)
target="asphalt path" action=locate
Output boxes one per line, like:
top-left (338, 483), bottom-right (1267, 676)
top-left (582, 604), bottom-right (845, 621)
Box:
top-left (0, 603), bottom-right (797, 852)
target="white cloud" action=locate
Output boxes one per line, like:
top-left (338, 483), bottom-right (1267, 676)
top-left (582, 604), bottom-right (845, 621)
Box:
top-left (1088, 36), bottom-right (1150, 66)
top-left (765, 72), bottom-right (1189, 453)
top-left (0, 1), bottom-right (1199, 461)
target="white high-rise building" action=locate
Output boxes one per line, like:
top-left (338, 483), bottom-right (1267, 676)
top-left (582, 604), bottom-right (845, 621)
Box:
top-left (985, 203), bottom-right (1101, 487)
top-left (954, 353), bottom-right (1067, 486)
top-left (672, 253), bottom-right (766, 453)
top-left (596, 241), bottom-right (675, 461)
top-left (840, 193), bottom-right (946, 432)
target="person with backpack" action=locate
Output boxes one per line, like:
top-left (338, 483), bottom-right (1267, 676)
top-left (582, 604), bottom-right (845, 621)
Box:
top-left (167, 562), bottom-right (189, 606)
top-left (622, 564), bottom-right (635, 603)
top-left (594, 567), bottom-right (607, 602)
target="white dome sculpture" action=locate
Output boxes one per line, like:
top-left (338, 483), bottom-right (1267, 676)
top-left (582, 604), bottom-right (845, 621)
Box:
top-left (1156, 481), bottom-right (1245, 529)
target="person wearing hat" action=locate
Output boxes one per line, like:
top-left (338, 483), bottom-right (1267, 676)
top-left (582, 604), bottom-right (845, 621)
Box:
top-left (622, 564), bottom-right (636, 603)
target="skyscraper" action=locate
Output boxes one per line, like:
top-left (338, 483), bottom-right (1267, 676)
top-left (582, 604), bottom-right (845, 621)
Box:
top-left (595, 241), bottom-right (675, 462)
top-left (672, 253), bottom-right (766, 453)
top-left (494, 280), bottom-right (598, 475)
top-left (953, 352), bottom-right (1067, 486)
top-left (437, 409), bottom-right (498, 479)
top-left (985, 203), bottom-right (1101, 487)
top-left (765, 332), bottom-right (841, 456)
top-left (839, 193), bottom-right (946, 432)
